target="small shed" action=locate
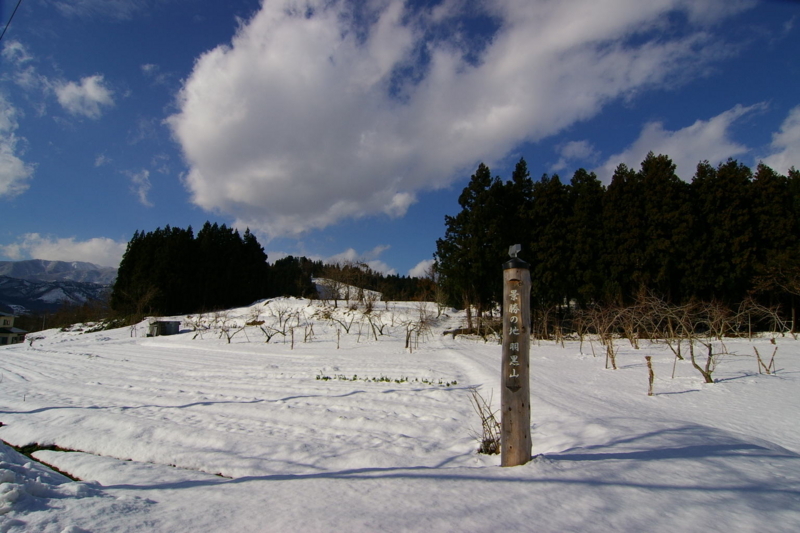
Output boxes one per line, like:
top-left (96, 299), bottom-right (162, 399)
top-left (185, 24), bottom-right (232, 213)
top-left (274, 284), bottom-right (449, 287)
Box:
top-left (147, 320), bottom-right (181, 337)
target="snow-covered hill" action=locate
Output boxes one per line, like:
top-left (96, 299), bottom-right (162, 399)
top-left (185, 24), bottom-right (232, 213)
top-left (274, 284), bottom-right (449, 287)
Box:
top-left (0, 298), bottom-right (798, 532)
top-left (313, 277), bottom-right (382, 301)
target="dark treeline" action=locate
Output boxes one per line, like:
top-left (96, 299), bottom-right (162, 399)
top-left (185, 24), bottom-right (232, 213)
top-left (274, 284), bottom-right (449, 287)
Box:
top-left (109, 221), bottom-right (432, 320)
top-left (435, 153), bottom-right (800, 327)
top-left (111, 222), bottom-right (271, 317)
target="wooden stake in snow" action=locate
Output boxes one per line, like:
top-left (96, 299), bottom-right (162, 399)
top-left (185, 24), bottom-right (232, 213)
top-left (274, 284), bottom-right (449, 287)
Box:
top-left (501, 245), bottom-right (532, 467)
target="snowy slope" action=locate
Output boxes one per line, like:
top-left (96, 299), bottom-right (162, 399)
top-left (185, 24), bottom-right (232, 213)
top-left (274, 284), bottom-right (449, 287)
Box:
top-left (0, 298), bottom-right (798, 532)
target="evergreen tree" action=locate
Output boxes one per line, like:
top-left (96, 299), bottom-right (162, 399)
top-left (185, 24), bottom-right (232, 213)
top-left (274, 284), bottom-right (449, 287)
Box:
top-left (602, 163), bottom-right (645, 303)
top-left (270, 256), bottom-right (318, 298)
top-left (638, 153), bottom-right (692, 301)
top-left (502, 158), bottom-right (534, 253)
top-left (567, 168), bottom-right (605, 306)
top-left (528, 173), bottom-right (571, 308)
top-left (752, 164), bottom-right (795, 264)
top-left (688, 159), bottom-right (755, 302)
top-left (750, 164), bottom-right (800, 322)
top-left (435, 163), bottom-right (504, 323)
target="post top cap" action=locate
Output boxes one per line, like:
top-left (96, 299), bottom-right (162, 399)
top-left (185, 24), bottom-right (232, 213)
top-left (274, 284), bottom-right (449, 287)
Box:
top-left (503, 256), bottom-right (529, 270)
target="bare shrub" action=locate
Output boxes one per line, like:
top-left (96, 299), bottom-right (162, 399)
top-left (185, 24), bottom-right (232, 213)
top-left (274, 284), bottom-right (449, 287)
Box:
top-left (467, 387), bottom-right (501, 455)
top-left (754, 346), bottom-right (778, 375)
top-left (690, 341), bottom-right (721, 384)
top-left (213, 311), bottom-right (247, 344)
top-left (585, 305), bottom-right (625, 370)
top-left (738, 296), bottom-right (795, 340)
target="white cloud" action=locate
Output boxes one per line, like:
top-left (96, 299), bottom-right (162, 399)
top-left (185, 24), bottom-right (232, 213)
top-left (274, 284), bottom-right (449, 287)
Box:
top-left (128, 116), bottom-right (159, 144)
top-left (759, 105), bottom-right (800, 174)
top-left (2, 41), bottom-right (49, 111)
top-left (409, 259), bottom-right (434, 279)
top-left (141, 63), bottom-right (170, 86)
top-left (151, 153), bottom-right (170, 174)
top-left (595, 103), bottom-right (762, 181)
top-left (2, 40), bottom-right (50, 117)
top-left (365, 260), bottom-right (396, 276)
top-left (168, 0), bottom-right (752, 236)
top-left (0, 233), bottom-right (127, 267)
top-left (0, 94), bottom-right (35, 198)
top-left (95, 154), bottom-right (112, 167)
top-left (52, 0), bottom-right (147, 20)
top-left (550, 140), bottom-right (600, 173)
top-left (55, 75), bottom-right (114, 119)
top-left (324, 245), bottom-right (396, 275)
top-left (2, 40), bottom-right (33, 66)
top-left (124, 169), bottom-right (153, 207)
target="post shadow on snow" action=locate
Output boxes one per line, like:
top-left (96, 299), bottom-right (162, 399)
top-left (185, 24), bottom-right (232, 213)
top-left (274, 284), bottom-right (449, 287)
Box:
top-left (99, 422), bottom-right (800, 513)
top-left (547, 422), bottom-right (799, 461)
top-left (99, 459), bottom-right (800, 515)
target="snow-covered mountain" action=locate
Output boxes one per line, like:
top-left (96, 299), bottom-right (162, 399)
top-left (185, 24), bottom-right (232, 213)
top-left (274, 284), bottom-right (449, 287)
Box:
top-left (0, 260), bottom-right (115, 314)
top-left (0, 259), bottom-right (117, 284)
top-left (0, 276), bottom-right (111, 314)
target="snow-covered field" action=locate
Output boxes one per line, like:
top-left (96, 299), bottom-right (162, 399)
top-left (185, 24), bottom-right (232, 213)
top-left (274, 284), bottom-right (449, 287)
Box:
top-left (0, 297), bottom-right (798, 532)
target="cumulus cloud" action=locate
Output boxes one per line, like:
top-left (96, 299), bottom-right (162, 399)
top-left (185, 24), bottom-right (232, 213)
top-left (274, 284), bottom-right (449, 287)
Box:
top-left (409, 259), bottom-right (435, 279)
top-left (1, 233), bottom-right (127, 267)
top-left (759, 105), bottom-right (800, 174)
top-left (55, 75), bottom-right (114, 119)
top-left (594, 103), bottom-right (762, 181)
top-left (168, 0), bottom-right (751, 236)
top-left (0, 94), bottom-right (35, 198)
top-left (3, 41), bottom-right (115, 121)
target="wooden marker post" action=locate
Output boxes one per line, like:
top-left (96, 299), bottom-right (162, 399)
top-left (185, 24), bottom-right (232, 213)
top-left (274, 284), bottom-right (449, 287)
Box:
top-left (501, 244), bottom-right (531, 467)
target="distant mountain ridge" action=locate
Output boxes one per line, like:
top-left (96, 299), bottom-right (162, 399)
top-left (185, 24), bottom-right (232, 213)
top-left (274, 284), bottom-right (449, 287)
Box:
top-left (0, 260), bottom-right (117, 314)
top-left (0, 276), bottom-right (111, 314)
top-left (0, 259), bottom-right (117, 285)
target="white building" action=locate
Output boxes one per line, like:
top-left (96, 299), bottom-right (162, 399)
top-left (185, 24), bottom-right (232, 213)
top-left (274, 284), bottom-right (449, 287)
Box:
top-left (0, 311), bottom-right (27, 345)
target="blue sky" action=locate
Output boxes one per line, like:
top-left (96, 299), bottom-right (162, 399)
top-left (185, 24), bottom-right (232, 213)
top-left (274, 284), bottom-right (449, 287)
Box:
top-left (1, 0), bottom-right (799, 277)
